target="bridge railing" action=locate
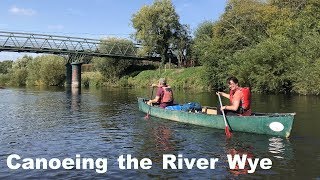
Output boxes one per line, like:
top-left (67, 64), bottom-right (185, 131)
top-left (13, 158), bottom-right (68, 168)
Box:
top-left (0, 31), bottom-right (143, 58)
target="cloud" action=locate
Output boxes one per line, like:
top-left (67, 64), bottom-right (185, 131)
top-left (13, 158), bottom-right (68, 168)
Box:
top-left (176, 3), bottom-right (192, 13)
top-left (66, 8), bottom-right (84, 16)
top-left (182, 3), bottom-right (191, 8)
top-left (47, 25), bottom-right (64, 30)
top-left (9, 6), bottom-right (36, 16)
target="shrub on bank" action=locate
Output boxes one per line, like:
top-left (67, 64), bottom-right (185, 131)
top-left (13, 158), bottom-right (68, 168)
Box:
top-left (82, 72), bottom-right (104, 87)
top-left (128, 66), bottom-right (209, 91)
top-left (0, 73), bottom-right (10, 86)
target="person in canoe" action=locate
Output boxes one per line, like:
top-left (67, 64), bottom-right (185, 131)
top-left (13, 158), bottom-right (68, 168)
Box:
top-left (147, 78), bottom-right (174, 108)
top-left (216, 76), bottom-right (252, 116)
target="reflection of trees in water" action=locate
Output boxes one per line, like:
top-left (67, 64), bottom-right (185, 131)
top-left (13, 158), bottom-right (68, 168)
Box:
top-left (133, 120), bottom-right (178, 164)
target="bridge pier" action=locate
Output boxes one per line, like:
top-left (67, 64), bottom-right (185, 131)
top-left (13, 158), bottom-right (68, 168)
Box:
top-left (65, 63), bottom-right (72, 87)
top-left (71, 62), bottom-right (83, 88)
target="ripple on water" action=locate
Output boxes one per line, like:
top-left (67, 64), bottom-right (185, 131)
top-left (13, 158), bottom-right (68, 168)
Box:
top-left (0, 88), bottom-right (319, 179)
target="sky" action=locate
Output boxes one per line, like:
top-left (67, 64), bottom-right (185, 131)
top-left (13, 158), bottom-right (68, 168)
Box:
top-left (0, 0), bottom-right (228, 61)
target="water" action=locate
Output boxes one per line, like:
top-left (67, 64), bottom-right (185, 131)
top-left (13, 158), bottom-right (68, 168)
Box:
top-left (0, 87), bottom-right (319, 179)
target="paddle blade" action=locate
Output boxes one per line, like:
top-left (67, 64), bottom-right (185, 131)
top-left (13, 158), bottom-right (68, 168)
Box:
top-left (144, 113), bottom-right (150, 120)
top-left (225, 126), bottom-right (232, 138)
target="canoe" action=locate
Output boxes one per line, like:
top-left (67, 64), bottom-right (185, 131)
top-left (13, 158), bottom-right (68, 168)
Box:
top-left (138, 98), bottom-right (295, 137)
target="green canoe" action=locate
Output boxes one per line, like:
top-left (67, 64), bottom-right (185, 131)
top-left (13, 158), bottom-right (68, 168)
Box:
top-left (138, 98), bottom-right (295, 137)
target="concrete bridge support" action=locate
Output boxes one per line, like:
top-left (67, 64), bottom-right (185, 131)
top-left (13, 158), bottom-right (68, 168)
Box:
top-left (71, 62), bottom-right (83, 88)
top-left (65, 63), bottom-right (72, 87)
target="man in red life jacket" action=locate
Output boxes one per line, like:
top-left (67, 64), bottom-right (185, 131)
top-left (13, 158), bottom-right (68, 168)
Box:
top-left (216, 76), bottom-right (252, 116)
top-left (147, 78), bottom-right (174, 108)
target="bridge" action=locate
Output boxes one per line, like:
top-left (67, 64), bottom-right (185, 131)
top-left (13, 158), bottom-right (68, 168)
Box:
top-left (0, 31), bottom-right (159, 87)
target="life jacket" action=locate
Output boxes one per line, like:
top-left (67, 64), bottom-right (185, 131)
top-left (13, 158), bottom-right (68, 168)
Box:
top-left (240, 87), bottom-right (251, 110)
top-left (161, 86), bottom-right (173, 103)
top-left (230, 87), bottom-right (251, 115)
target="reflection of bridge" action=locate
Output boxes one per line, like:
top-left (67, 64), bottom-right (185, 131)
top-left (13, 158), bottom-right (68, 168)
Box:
top-left (0, 31), bottom-right (159, 87)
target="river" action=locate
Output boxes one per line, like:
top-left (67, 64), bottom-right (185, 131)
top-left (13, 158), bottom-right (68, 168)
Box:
top-left (0, 87), bottom-right (319, 179)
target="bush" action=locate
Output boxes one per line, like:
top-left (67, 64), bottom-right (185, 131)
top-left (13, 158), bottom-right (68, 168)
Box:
top-left (0, 73), bottom-right (10, 86)
top-left (82, 72), bottom-right (104, 87)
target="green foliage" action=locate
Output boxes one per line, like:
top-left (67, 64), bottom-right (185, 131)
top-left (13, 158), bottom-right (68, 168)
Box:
top-left (0, 74), bottom-right (10, 86)
top-left (27, 55), bottom-right (65, 86)
top-left (231, 35), bottom-right (294, 93)
top-left (5, 55), bottom-right (65, 87)
top-left (92, 57), bottom-right (133, 82)
top-left (131, 0), bottom-right (190, 64)
top-left (193, 22), bottom-right (231, 90)
top-left (118, 76), bottom-right (131, 87)
top-left (26, 58), bottom-right (42, 86)
top-left (193, 0), bottom-right (320, 95)
top-left (93, 37), bottom-right (136, 82)
top-left (82, 72), bottom-right (104, 87)
top-left (130, 67), bottom-right (208, 91)
top-left (99, 37), bottom-right (137, 56)
top-left (8, 55), bottom-right (32, 86)
top-left (0, 60), bottom-right (13, 74)
top-left (291, 32), bottom-right (320, 95)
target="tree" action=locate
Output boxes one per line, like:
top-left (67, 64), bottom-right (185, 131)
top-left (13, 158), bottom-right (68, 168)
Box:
top-left (0, 60), bottom-right (13, 74)
top-left (26, 55), bottom-right (65, 86)
top-left (131, 0), bottom-right (189, 65)
top-left (193, 21), bottom-right (215, 65)
top-left (171, 24), bottom-right (193, 67)
top-left (9, 55), bottom-right (33, 86)
top-left (93, 37), bottom-right (136, 81)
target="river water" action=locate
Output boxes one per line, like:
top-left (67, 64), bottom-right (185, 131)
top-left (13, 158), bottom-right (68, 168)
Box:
top-left (0, 87), bottom-right (319, 179)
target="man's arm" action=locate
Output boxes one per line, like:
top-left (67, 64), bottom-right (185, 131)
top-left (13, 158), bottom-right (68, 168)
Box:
top-left (222, 91), bottom-right (241, 111)
top-left (148, 96), bottom-right (160, 104)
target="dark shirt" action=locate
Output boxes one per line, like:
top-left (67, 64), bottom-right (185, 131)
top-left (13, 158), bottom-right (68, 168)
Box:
top-left (156, 86), bottom-right (173, 108)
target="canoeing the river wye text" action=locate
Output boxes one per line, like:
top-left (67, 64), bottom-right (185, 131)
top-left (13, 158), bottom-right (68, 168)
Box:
top-left (6, 154), bottom-right (272, 174)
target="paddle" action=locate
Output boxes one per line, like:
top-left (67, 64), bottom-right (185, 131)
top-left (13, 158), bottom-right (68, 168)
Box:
top-left (217, 93), bottom-right (232, 138)
top-left (145, 86), bottom-right (155, 119)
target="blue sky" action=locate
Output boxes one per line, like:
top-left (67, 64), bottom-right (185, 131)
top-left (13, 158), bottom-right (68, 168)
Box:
top-left (0, 0), bottom-right (227, 60)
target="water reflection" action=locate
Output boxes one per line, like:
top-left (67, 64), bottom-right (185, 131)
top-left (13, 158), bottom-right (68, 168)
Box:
top-left (135, 119), bottom-right (177, 164)
top-left (268, 137), bottom-right (286, 159)
top-left (65, 87), bottom-right (82, 112)
top-left (0, 87), bottom-right (319, 179)
top-left (225, 140), bottom-right (255, 176)
top-left (153, 125), bottom-right (174, 152)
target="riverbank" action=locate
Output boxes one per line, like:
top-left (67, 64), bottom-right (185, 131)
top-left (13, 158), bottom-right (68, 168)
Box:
top-left (82, 66), bottom-right (210, 91)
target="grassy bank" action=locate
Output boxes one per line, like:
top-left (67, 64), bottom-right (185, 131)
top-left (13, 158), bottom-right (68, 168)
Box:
top-left (128, 66), bottom-right (208, 90)
top-left (82, 66), bottom-right (210, 91)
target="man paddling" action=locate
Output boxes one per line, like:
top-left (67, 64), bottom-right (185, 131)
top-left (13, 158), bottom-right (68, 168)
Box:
top-left (147, 78), bottom-right (174, 108)
top-left (216, 76), bottom-right (252, 116)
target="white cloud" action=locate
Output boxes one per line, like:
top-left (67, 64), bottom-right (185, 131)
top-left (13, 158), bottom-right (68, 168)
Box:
top-left (9, 6), bottom-right (36, 16)
top-left (176, 3), bottom-right (192, 14)
top-left (66, 8), bottom-right (84, 16)
top-left (182, 3), bottom-right (191, 8)
top-left (47, 25), bottom-right (64, 30)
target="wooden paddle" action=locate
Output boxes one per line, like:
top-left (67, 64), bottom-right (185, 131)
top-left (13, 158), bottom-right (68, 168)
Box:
top-left (145, 86), bottom-right (155, 119)
top-left (217, 93), bottom-right (232, 138)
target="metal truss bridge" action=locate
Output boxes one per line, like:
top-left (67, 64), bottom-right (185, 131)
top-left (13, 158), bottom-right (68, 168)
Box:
top-left (0, 31), bottom-right (159, 63)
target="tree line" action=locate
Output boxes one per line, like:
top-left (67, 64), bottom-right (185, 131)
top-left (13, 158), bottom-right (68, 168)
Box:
top-left (192, 0), bottom-right (320, 95)
top-left (1, 0), bottom-right (319, 95)
top-left (131, 0), bottom-right (320, 95)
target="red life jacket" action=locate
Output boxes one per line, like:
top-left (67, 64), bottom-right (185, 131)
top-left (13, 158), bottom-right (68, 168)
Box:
top-left (161, 86), bottom-right (173, 103)
top-left (230, 87), bottom-right (251, 112)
